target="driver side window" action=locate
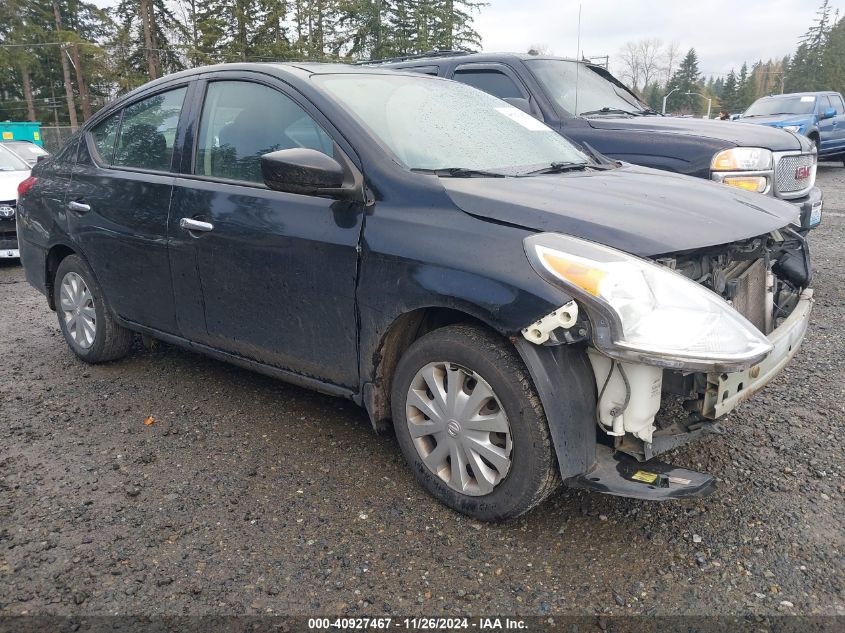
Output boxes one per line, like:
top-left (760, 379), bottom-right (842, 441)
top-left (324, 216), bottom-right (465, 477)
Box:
top-left (195, 81), bottom-right (334, 184)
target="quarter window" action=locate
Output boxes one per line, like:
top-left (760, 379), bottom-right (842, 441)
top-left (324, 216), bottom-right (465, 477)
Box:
top-left (195, 81), bottom-right (334, 184)
top-left (91, 114), bottom-right (120, 164)
top-left (453, 69), bottom-right (523, 100)
top-left (113, 87), bottom-right (186, 171)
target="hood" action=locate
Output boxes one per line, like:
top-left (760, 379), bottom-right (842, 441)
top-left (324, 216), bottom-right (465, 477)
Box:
top-left (441, 165), bottom-right (799, 257)
top-left (0, 170), bottom-right (29, 202)
top-left (740, 114), bottom-right (813, 127)
top-left (586, 115), bottom-right (802, 152)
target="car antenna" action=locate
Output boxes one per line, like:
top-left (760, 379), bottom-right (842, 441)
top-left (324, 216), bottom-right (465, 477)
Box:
top-left (574, 3), bottom-right (582, 116)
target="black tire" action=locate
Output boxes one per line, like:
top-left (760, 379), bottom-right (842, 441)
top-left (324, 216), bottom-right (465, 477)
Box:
top-left (53, 254), bottom-right (134, 363)
top-left (391, 324), bottom-right (560, 521)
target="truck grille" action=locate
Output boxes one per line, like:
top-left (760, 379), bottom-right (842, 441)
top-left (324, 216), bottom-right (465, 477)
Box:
top-left (774, 153), bottom-right (815, 195)
top-left (726, 258), bottom-right (769, 334)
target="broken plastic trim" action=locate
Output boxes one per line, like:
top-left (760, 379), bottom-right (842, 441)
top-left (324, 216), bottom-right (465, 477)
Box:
top-left (567, 445), bottom-right (716, 500)
top-left (521, 300), bottom-right (578, 344)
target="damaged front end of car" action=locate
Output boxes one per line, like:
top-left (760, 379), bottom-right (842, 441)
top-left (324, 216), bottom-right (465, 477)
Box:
top-left (520, 229), bottom-right (814, 499)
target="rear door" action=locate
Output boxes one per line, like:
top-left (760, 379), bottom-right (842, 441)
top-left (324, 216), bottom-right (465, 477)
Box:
top-left (66, 84), bottom-right (189, 334)
top-left (168, 74), bottom-right (364, 388)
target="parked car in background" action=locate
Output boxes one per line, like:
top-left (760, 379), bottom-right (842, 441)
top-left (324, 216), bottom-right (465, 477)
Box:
top-left (373, 51), bottom-right (823, 230)
top-left (0, 144), bottom-right (31, 259)
top-left (740, 92), bottom-right (845, 164)
top-left (18, 64), bottom-right (814, 521)
top-left (1, 140), bottom-right (50, 167)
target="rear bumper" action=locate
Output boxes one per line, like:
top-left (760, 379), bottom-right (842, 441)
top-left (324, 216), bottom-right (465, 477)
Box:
top-left (18, 235), bottom-right (49, 299)
top-left (702, 288), bottom-right (814, 419)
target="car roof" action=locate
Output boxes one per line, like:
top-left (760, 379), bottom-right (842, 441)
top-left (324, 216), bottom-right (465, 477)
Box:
top-left (371, 51), bottom-right (593, 69)
top-left (106, 62), bottom-right (443, 111)
top-left (759, 91), bottom-right (839, 98)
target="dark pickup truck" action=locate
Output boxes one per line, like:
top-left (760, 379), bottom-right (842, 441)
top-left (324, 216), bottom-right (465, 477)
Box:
top-left (373, 51), bottom-right (823, 230)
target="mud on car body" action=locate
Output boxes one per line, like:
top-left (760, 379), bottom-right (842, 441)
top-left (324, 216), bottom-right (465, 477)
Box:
top-left (16, 64), bottom-right (814, 520)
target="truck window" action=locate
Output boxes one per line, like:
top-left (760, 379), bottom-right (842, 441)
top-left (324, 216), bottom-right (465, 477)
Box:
top-left (453, 69), bottom-right (523, 100)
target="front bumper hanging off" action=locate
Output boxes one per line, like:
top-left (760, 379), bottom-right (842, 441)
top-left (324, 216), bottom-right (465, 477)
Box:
top-left (702, 288), bottom-right (814, 419)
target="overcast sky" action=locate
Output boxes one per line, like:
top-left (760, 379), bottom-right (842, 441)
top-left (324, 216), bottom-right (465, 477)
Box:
top-left (476, 0), bottom-right (843, 78)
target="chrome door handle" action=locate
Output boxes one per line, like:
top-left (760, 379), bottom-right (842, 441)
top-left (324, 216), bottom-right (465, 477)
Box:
top-left (180, 217), bottom-right (214, 232)
top-left (67, 201), bottom-right (91, 213)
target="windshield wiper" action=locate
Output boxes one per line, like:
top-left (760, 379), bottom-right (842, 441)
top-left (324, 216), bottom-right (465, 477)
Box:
top-left (412, 167), bottom-right (507, 178)
top-left (520, 161), bottom-right (601, 175)
top-left (579, 107), bottom-right (641, 117)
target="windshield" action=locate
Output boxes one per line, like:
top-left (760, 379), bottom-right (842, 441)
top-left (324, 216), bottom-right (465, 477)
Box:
top-left (5, 141), bottom-right (48, 162)
top-left (313, 73), bottom-right (588, 174)
top-left (0, 144), bottom-right (29, 171)
top-left (744, 96), bottom-right (816, 117)
top-left (525, 59), bottom-right (646, 116)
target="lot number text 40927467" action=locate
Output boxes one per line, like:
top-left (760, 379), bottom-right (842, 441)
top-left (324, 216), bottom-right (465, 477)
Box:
top-left (307, 617), bottom-right (528, 630)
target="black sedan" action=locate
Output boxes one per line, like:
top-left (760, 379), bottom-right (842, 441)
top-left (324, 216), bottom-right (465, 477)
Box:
top-left (17, 64), bottom-right (813, 520)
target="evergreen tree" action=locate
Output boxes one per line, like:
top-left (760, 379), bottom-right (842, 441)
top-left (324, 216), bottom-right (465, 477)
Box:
top-left (721, 70), bottom-right (739, 113)
top-left (643, 81), bottom-right (663, 111)
top-left (666, 48), bottom-right (702, 114)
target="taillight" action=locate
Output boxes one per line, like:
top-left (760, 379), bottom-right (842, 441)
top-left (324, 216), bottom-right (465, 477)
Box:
top-left (18, 176), bottom-right (38, 197)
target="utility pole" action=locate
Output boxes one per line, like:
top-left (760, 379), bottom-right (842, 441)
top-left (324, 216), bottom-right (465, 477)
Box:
top-left (685, 92), bottom-right (712, 118)
top-left (662, 87), bottom-right (679, 114)
top-left (52, 1), bottom-right (79, 130)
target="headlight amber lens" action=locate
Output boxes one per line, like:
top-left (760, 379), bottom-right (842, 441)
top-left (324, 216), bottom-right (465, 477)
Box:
top-left (722, 176), bottom-right (768, 192)
top-left (711, 147), bottom-right (773, 171)
top-left (525, 234), bottom-right (774, 368)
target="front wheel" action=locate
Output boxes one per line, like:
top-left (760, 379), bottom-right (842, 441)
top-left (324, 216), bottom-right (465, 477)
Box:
top-left (391, 324), bottom-right (560, 521)
top-left (54, 254), bottom-right (134, 363)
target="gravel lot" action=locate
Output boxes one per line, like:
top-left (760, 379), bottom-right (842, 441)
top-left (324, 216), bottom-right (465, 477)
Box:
top-left (1, 166), bottom-right (843, 618)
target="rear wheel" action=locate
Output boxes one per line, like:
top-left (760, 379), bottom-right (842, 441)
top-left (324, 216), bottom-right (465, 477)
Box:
top-left (391, 324), bottom-right (559, 521)
top-left (54, 255), bottom-right (133, 363)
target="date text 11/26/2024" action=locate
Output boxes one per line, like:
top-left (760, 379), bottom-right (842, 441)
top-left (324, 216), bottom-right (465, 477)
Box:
top-left (308, 617), bottom-right (528, 630)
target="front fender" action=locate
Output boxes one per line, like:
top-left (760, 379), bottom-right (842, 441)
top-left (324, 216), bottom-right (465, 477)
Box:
top-left (514, 340), bottom-right (597, 479)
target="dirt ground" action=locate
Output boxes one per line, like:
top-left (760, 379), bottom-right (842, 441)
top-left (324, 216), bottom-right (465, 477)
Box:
top-left (1, 166), bottom-right (843, 618)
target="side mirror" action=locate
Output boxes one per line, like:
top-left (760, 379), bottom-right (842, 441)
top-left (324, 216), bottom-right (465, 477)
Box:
top-left (36, 154), bottom-right (48, 164)
top-left (821, 107), bottom-right (837, 120)
top-left (503, 97), bottom-right (534, 116)
top-left (261, 148), bottom-right (349, 197)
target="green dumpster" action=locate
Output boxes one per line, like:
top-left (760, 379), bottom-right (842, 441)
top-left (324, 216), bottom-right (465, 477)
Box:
top-left (0, 122), bottom-right (44, 146)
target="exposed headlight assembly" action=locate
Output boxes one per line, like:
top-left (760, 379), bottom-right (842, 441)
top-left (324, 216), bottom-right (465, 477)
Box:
top-left (711, 147), bottom-right (774, 195)
top-left (781, 125), bottom-right (803, 134)
top-left (524, 233), bottom-right (773, 372)
top-left (711, 147), bottom-right (773, 172)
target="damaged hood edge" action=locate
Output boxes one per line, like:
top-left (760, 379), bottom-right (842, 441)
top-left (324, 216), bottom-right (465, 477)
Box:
top-left (441, 165), bottom-right (799, 257)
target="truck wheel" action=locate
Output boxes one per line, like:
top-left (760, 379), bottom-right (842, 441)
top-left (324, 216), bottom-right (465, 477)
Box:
top-left (54, 254), bottom-right (134, 363)
top-left (391, 324), bottom-right (560, 521)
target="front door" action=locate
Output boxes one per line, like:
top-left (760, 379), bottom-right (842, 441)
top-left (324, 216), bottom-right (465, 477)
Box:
top-left (827, 94), bottom-right (845, 155)
top-left (168, 77), bottom-right (364, 388)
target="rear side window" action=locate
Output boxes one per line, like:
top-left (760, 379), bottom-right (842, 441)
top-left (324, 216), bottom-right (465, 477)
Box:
top-left (113, 87), bottom-right (187, 171)
top-left (194, 81), bottom-right (334, 184)
top-left (453, 69), bottom-right (523, 100)
top-left (91, 114), bottom-right (120, 164)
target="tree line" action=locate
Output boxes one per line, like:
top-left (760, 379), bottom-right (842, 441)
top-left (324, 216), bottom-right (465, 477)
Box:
top-left (620, 0), bottom-right (845, 116)
top-left (0, 0), bottom-right (485, 126)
